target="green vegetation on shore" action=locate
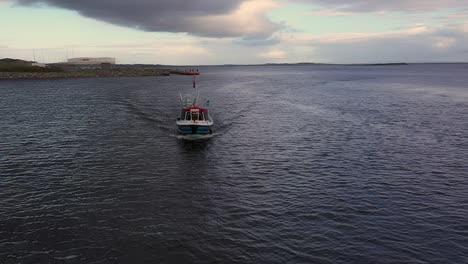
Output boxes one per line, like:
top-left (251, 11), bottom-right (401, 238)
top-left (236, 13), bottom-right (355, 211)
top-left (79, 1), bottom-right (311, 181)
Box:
top-left (0, 58), bottom-right (63, 73)
top-left (0, 58), bottom-right (171, 80)
top-left (0, 65), bottom-right (64, 73)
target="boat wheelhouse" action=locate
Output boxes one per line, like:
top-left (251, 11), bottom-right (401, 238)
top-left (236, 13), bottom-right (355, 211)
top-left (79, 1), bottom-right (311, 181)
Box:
top-left (176, 105), bottom-right (213, 135)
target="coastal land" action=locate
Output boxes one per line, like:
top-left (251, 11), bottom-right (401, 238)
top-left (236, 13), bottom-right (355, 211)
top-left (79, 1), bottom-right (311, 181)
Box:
top-left (0, 68), bottom-right (171, 80)
top-left (0, 58), bottom-right (196, 80)
top-left (2, 57), bottom-right (466, 81)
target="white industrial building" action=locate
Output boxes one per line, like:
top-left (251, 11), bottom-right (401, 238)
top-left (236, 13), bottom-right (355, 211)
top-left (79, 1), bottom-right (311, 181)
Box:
top-left (67, 57), bottom-right (116, 65)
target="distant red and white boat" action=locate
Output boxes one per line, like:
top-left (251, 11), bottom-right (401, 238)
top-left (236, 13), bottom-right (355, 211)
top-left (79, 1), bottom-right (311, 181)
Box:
top-left (171, 69), bottom-right (200, 75)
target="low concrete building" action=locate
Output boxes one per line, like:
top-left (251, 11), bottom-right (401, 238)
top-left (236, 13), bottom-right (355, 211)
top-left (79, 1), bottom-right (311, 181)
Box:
top-left (67, 57), bottom-right (116, 65)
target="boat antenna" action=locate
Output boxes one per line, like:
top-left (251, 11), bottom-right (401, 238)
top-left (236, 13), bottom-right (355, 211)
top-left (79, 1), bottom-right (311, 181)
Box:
top-left (179, 92), bottom-right (184, 107)
top-left (193, 74), bottom-right (200, 106)
top-left (193, 89), bottom-right (200, 106)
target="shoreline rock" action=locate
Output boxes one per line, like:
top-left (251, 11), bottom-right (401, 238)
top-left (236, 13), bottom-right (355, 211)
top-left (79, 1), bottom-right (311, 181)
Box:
top-left (0, 68), bottom-right (171, 80)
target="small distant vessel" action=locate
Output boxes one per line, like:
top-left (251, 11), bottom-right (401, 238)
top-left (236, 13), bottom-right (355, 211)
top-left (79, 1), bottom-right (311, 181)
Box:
top-left (170, 69), bottom-right (200, 75)
top-left (179, 71), bottom-right (200, 76)
top-left (176, 103), bottom-right (214, 135)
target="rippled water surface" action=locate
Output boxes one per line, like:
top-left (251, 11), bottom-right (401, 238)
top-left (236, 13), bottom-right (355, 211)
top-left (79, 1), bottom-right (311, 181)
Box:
top-left (1, 64), bottom-right (468, 263)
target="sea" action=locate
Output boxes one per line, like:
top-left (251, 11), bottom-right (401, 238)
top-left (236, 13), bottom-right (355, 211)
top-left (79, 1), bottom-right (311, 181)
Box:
top-left (1, 64), bottom-right (467, 263)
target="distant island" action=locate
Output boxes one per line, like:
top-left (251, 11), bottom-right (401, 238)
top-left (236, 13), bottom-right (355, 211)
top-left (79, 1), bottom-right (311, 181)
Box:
top-left (219, 62), bottom-right (412, 67)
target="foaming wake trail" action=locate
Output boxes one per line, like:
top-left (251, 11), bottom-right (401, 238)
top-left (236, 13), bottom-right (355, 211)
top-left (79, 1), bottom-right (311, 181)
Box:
top-left (170, 133), bottom-right (217, 141)
top-left (118, 98), bottom-right (175, 132)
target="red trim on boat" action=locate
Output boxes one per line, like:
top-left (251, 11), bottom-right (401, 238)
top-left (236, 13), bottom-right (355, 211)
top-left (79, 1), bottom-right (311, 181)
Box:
top-left (183, 106), bottom-right (208, 112)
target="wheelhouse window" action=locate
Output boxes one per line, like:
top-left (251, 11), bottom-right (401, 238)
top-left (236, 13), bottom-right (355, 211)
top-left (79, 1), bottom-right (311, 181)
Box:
top-left (191, 112), bottom-right (199, 121)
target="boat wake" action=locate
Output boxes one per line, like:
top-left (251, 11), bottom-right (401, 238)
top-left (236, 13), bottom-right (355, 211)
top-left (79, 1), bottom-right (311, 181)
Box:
top-left (172, 133), bottom-right (216, 141)
top-left (118, 98), bottom-right (174, 132)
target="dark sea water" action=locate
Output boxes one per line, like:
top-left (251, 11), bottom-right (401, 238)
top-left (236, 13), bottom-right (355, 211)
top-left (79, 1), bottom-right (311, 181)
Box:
top-left (1, 64), bottom-right (468, 263)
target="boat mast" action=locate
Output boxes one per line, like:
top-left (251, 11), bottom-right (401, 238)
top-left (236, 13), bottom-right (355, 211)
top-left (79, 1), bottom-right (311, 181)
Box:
top-left (179, 92), bottom-right (184, 107)
top-left (193, 74), bottom-right (200, 106)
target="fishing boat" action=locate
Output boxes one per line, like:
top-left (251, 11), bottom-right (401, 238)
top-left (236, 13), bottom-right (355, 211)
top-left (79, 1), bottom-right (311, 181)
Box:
top-left (176, 103), bottom-right (213, 135)
top-left (176, 105), bottom-right (214, 135)
top-left (176, 78), bottom-right (213, 135)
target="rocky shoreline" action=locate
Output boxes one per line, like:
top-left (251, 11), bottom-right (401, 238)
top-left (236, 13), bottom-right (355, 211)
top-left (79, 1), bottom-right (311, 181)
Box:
top-left (0, 68), bottom-right (171, 80)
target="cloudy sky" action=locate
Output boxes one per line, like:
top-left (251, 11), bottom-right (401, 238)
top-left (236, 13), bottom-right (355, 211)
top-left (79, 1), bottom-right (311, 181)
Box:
top-left (1, 0), bottom-right (467, 64)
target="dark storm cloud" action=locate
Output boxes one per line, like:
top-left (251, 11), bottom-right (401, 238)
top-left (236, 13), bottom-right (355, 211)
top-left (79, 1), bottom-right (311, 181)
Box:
top-left (15, 0), bottom-right (280, 37)
top-left (295, 0), bottom-right (468, 12)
